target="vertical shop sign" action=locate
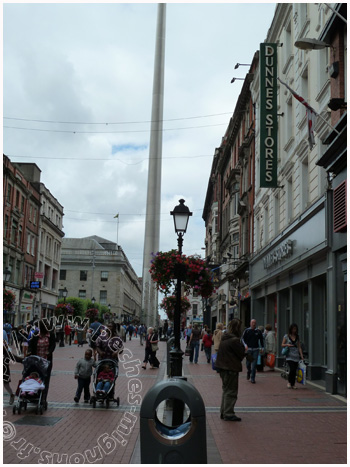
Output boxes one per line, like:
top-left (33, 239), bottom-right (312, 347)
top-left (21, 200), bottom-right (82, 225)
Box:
top-left (260, 43), bottom-right (278, 188)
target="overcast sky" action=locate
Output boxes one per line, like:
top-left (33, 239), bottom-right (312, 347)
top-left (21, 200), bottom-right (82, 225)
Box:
top-left (4, 2), bottom-right (276, 279)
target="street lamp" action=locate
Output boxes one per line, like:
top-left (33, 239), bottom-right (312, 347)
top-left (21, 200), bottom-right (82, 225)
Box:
top-left (170, 199), bottom-right (192, 378)
top-left (108, 304), bottom-right (111, 323)
top-left (3, 267), bottom-right (11, 288)
top-left (91, 297), bottom-right (96, 306)
top-left (59, 287), bottom-right (68, 347)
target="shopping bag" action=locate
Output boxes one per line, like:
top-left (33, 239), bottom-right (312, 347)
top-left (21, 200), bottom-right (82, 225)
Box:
top-left (297, 360), bottom-right (306, 385)
top-left (282, 346), bottom-right (289, 356)
top-left (184, 346), bottom-right (192, 356)
top-left (211, 353), bottom-right (217, 371)
top-left (265, 353), bottom-right (275, 368)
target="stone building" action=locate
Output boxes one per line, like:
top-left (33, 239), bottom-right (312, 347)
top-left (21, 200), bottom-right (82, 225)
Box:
top-left (59, 236), bottom-right (142, 323)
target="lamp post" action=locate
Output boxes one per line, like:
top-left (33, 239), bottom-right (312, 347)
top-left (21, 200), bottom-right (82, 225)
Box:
top-left (108, 304), bottom-right (111, 323)
top-left (3, 267), bottom-right (11, 289)
top-left (170, 199), bottom-right (192, 377)
top-left (59, 287), bottom-right (68, 347)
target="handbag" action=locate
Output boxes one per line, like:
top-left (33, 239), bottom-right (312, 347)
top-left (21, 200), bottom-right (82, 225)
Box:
top-left (297, 360), bottom-right (307, 385)
top-left (265, 353), bottom-right (275, 368)
top-left (211, 353), bottom-right (217, 371)
top-left (151, 343), bottom-right (159, 352)
top-left (185, 346), bottom-right (192, 356)
top-left (282, 346), bottom-right (289, 357)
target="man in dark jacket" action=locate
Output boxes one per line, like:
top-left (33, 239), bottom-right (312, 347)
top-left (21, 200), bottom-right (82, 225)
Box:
top-left (241, 318), bottom-right (264, 384)
top-left (215, 319), bottom-right (245, 422)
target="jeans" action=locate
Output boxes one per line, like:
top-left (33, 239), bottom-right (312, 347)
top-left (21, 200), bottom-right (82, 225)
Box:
top-left (246, 349), bottom-right (259, 382)
top-left (76, 377), bottom-right (91, 401)
top-left (190, 341), bottom-right (200, 363)
top-left (204, 346), bottom-right (212, 363)
top-left (96, 381), bottom-right (111, 392)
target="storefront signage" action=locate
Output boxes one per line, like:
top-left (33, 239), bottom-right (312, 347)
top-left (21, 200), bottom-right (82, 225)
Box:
top-left (35, 272), bottom-right (44, 279)
top-left (260, 43), bottom-right (278, 188)
top-left (263, 240), bottom-right (293, 269)
top-left (30, 281), bottom-right (41, 289)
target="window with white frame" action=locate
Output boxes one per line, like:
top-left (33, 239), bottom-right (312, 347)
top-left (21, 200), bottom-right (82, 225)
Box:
top-left (285, 96), bottom-right (293, 147)
top-left (79, 290), bottom-right (86, 299)
top-left (31, 236), bottom-right (35, 256)
top-left (101, 271), bottom-right (109, 281)
top-left (27, 233), bottom-right (31, 253)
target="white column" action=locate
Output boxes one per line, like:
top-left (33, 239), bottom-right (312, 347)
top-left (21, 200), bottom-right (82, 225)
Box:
top-left (142, 4), bottom-right (166, 327)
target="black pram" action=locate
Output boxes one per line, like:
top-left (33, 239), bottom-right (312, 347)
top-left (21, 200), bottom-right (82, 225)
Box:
top-left (13, 355), bottom-right (50, 415)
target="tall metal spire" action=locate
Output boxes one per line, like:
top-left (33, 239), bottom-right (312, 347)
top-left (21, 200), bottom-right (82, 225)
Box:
top-left (141, 4), bottom-right (166, 327)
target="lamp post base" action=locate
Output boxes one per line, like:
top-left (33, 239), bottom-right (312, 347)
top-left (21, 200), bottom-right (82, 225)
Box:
top-left (170, 348), bottom-right (184, 377)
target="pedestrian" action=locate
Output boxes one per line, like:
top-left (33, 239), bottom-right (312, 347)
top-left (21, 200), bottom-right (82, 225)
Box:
top-left (76, 325), bottom-right (84, 347)
top-left (189, 324), bottom-right (203, 364)
top-left (215, 319), bottom-right (246, 422)
top-left (158, 326), bottom-right (163, 340)
top-left (213, 322), bottom-right (224, 353)
top-left (64, 322), bottom-right (71, 344)
top-left (163, 320), bottom-right (168, 339)
top-left (89, 317), bottom-right (102, 361)
top-left (282, 323), bottom-right (304, 389)
top-left (202, 328), bottom-right (213, 363)
top-left (27, 319), bottom-right (56, 402)
top-left (142, 327), bottom-right (159, 369)
top-left (95, 323), bottom-right (124, 362)
top-left (185, 324), bottom-right (192, 345)
top-left (4, 321), bottom-right (12, 345)
top-left (264, 324), bottom-right (276, 370)
top-left (241, 319), bottom-right (264, 384)
top-left (115, 322), bottom-right (126, 343)
top-left (127, 323), bottom-right (134, 341)
top-left (3, 339), bottom-right (23, 405)
top-left (256, 325), bottom-right (265, 372)
top-left (138, 324), bottom-right (146, 346)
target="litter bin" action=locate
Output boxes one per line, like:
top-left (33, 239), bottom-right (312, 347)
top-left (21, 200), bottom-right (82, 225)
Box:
top-left (140, 377), bottom-right (207, 464)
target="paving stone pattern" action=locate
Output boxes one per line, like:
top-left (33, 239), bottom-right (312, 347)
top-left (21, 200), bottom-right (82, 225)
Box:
top-left (3, 336), bottom-right (347, 464)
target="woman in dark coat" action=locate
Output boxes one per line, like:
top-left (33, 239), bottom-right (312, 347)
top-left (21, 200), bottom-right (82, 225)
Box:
top-left (142, 327), bottom-right (159, 369)
top-left (215, 319), bottom-right (246, 422)
top-left (27, 319), bottom-right (56, 402)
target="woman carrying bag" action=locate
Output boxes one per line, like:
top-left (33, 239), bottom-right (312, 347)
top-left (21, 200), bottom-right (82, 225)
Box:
top-left (142, 327), bottom-right (159, 369)
top-left (281, 323), bottom-right (304, 389)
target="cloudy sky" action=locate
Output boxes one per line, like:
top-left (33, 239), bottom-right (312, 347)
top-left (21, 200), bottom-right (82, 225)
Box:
top-left (4, 2), bottom-right (276, 278)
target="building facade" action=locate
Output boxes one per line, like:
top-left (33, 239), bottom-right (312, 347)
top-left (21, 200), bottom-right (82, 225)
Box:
top-left (202, 4), bottom-right (346, 396)
top-left (3, 156), bottom-right (41, 325)
top-left (59, 236), bottom-right (142, 323)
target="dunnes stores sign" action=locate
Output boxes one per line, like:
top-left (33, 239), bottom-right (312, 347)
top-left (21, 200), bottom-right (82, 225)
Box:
top-left (260, 43), bottom-right (278, 188)
top-left (263, 240), bottom-right (293, 269)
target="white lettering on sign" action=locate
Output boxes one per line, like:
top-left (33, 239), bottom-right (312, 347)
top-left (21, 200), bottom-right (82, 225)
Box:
top-left (263, 240), bottom-right (293, 269)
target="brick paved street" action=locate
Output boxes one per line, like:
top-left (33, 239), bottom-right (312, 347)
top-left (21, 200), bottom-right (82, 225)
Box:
top-left (3, 336), bottom-right (347, 464)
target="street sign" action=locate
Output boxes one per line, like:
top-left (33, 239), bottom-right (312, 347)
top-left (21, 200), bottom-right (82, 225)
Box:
top-left (35, 272), bottom-right (44, 279)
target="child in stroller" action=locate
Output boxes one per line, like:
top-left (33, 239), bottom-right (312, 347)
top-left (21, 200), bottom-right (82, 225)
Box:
top-left (13, 355), bottom-right (50, 415)
top-left (20, 372), bottom-right (44, 396)
top-left (91, 359), bottom-right (120, 409)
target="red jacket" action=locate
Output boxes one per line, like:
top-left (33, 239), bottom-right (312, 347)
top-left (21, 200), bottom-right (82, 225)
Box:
top-left (202, 333), bottom-right (213, 348)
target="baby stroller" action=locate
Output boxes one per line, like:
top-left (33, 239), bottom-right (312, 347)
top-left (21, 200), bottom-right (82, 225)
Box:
top-left (13, 355), bottom-right (50, 415)
top-left (90, 359), bottom-right (120, 409)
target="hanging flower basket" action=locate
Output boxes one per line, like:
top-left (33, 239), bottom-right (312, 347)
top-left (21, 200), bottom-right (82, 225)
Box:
top-left (54, 303), bottom-right (75, 316)
top-left (3, 289), bottom-right (16, 311)
top-left (86, 308), bottom-right (99, 320)
top-left (150, 250), bottom-right (215, 298)
top-left (160, 295), bottom-right (191, 321)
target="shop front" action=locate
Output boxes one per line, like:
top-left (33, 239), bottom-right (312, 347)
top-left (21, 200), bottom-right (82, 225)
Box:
top-left (250, 197), bottom-right (331, 386)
